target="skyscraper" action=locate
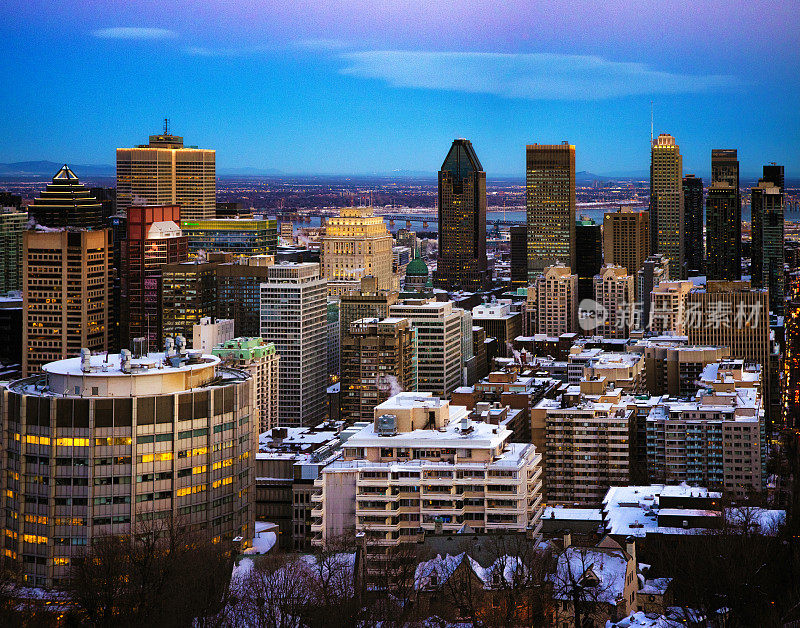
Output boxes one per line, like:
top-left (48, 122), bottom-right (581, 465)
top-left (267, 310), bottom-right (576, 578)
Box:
top-left (260, 263), bottom-right (327, 426)
top-left (22, 229), bottom-right (111, 375)
top-left (161, 261), bottom-right (220, 345)
top-left (116, 128), bottom-right (216, 220)
top-left (321, 206), bottom-right (394, 296)
top-left (0, 207), bottom-right (27, 292)
top-left (528, 264), bottom-right (578, 335)
top-left (215, 255), bottom-right (274, 337)
top-left (509, 225), bottom-right (528, 289)
top-left (784, 300), bottom-right (800, 429)
top-left (711, 149), bottom-right (740, 192)
top-left (433, 139), bottom-right (489, 291)
top-left (575, 218), bottom-right (603, 303)
top-left (706, 183), bottom-right (741, 281)
top-left (682, 175), bottom-right (704, 275)
top-left (603, 209), bottom-right (650, 277)
top-left (649, 134), bottom-right (684, 277)
top-left (29, 165), bottom-right (103, 230)
top-left (751, 172), bottom-right (785, 315)
top-left (593, 265), bottom-right (634, 338)
top-left (120, 205), bottom-right (188, 349)
top-left (526, 142), bottom-right (576, 275)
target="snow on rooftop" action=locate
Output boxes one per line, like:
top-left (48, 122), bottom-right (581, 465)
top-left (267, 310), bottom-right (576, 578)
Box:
top-left (543, 507), bottom-right (603, 521)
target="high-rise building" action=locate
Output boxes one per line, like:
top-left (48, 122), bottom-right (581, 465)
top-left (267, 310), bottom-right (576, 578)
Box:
top-left (215, 255), bottom-right (274, 338)
top-left (0, 349), bottom-right (254, 588)
top-left (649, 280), bottom-right (694, 335)
top-left (29, 165), bottom-right (103, 230)
top-left (213, 337), bottom-right (279, 432)
top-left (471, 302), bottom-right (522, 358)
top-left (509, 225), bottom-right (528, 289)
top-left (762, 163), bottom-right (785, 192)
top-left (711, 149), bottom-right (740, 192)
top-left (340, 317), bottom-right (417, 421)
top-left (649, 134), bottom-right (684, 277)
top-left (603, 209), bottom-right (650, 278)
top-left (260, 263), bottom-right (327, 427)
top-left (89, 187), bottom-right (117, 223)
top-left (0, 294), bottom-right (23, 378)
top-left (339, 276), bottom-right (399, 344)
top-left (321, 206), bottom-right (394, 296)
top-left (751, 171), bottom-right (785, 315)
top-left (116, 129), bottom-right (216, 220)
top-left (192, 316), bottom-right (235, 353)
top-left (181, 218), bottom-right (278, 258)
top-left (637, 253), bottom-right (669, 323)
top-left (526, 142), bottom-right (576, 275)
top-left (433, 139), bottom-right (489, 291)
top-left (389, 299), bottom-right (463, 397)
top-left (783, 300), bottom-right (800, 429)
top-left (311, 392), bottom-right (544, 547)
top-left (528, 264), bottom-right (578, 336)
top-left (593, 265), bottom-right (634, 338)
top-left (576, 218), bottom-right (603, 303)
top-left (0, 207), bottom-right (27, 293)
top-left (682, 175), bottom-right (704, 275)
top-left (706, 181), bottom-right (741, 281)
top-left (120, 205), bottom-right (188, 349)
top-left (22, 229), bottom-right (111, 376)
top-left (161, 261), bottom-right (220, 347)
top-left (327, 300), bottom-right (340, 378)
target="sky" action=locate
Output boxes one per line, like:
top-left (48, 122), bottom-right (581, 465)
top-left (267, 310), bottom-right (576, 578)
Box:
top-left (0, 0), bottom-right (798, 178)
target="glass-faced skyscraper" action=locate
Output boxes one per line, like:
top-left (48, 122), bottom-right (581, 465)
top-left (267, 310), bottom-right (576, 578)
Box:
top-left (433, 139), bottom-right (489, 291)
top-left (526, 142), bottom-right (576, 277)
top-left (682, 174), bottom-right (704, 275)
top-left (752, 165), bottom-right (785, 315)
top-left (705, 150), bottom-right (741, 281)
top-left (650, 134), bottom-right (684, 278)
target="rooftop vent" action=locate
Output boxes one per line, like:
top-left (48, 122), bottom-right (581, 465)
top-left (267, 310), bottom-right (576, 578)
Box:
top-left (376, 414), bottom-right (398, 437)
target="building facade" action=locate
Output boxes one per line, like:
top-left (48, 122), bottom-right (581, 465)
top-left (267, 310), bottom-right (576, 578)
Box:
top-left (682, 175), bottom-right (704, 275)
top-left (649, 134), bottom-right (684, 278)
top-left (528, 265), bottom-right (578, 336)
top-left (526, 142), bottom-right (576, 275)
top-left (23, 229), bottom-right (111, 376)
top-left (706, 183), bottom-right (741, 281)
top-left (116, 130), bottom-right (216, 221)
top-left (215, 255), bottom-right (274, 338)
top-left (0, 350), bottom-right (255, 588)
top-left (161, 261), bottom-right (219, 346)
top-left (593, 265), bottom-right (635, 338)
top-left (603, 209), bottom-right (650, 278)
top-left (181, 218), bottom-right (277, 259)
top-left (433, 139), bottom-right (489, 291)
top-left (576, 218), bottom-right (603, 304)
top-left (29, 165), bottom-right (103, 230)
top-left (260, 263), bottom-right (328, 427)
top-left (0, 207), bottom-right (27, 293)
top-left (509, 225), bottom-right (528, 290)
top-left (751, 175), bottom-right (785, 315)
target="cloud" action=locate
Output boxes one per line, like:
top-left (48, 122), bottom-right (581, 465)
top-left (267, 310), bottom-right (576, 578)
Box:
top-left (93, 27), bottom-right (177, 40)
top-left (339, 51), bottom-right (740, 100)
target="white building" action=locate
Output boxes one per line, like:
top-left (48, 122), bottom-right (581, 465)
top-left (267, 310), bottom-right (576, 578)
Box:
top-left (193, 317), bottom-right (235, 353)
top-left (260, 263), bottom-right (328, 427)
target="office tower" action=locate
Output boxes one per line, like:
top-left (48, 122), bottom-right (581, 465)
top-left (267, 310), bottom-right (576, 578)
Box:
top-left (784, 300), bottom-right (800, 428)
top-left (89, 187), bottom-right (117, 222)
top-left (116, 128), bottom-right (216, 220)
top-left (647, 378), bottom-right (765, 499)
top-left (0, 207), bottom-right (27, 292)
top-left (279, 222), bottom-right (294, 243)
top-left (340, 317), bottom-right (417, 421)
top-left (404, 250), bottom-right (430, 292)
top-left (510, 225), bottom-right (528, 289)
top-left (649, 134), bottom-right (684, 277)
top-left (471, 302), bottom-right (522, 358)
top-left (339, 276), bottom-right (399, 343)
top-left (0, 294), bottom-right (22, 378)
top-left (528, 264), bottom-right (578, 336)
top-left (706, 183), bottom-right (741, 281)
top-left (544, 381), bottom-right (632, 504)
top-left (576, 218), bottom-right (603, 303)
top-left (472, 326), bottom-right (488, 380)
top-left (603, 209), bottom-right (650, 279)
top-left (216, 201), bottom-right (253, 219)
top-left (637, 253), bottom-right (669, 323)
top-left (593, 265), bottom-right (634, 338)
top-left (637, 341), bottom-right (727, 397)
top-left (120, 205), bottom-right (188, 349)
top-left (459, 307), bottom-right (476, 385)
top-left (687, 281), bottom-right (770, 380)
top-left (327, 300), bottom-right (340, 378)
top-left (389, 299), bottom-right (463, 397)
top-left (108, 211), bottom-right (127, 351)
top-left (526, 142), bottom-right (576, 275)
top-left (649, 280), bottom-right (694, 335)
top-left (181, 218), bottom-right (278, 258)
top-left (311, 392), bottom-right (544, 546)
top-left (260, 263), bottom-right (327, 427)
top-left (0, 349), bottom-right (254, 588)
top-left (215, 255), bottom-right (273, 338)
top-left (321, 206), bottom-right (394, 296)
top-left (22, 229), bottom-right (111, 376)
top-left (751, 172), bottom-right (785, 315)
top-left (682, 175), bottom-right (704, 274)
top-left (762, 163), bottom-right (785, 192)
top-left (213, 337), bottom-right (279, 432)
top-left (433, 139), bottom-right (489, 291)
top-left (29, 165), bottom-right (103, 229)
top-left (192, 316), bottom-right (234, 353)
top-left (712, 149), bottom-right (740, 191)
top-left (161, 260), bottom-right (219, 345)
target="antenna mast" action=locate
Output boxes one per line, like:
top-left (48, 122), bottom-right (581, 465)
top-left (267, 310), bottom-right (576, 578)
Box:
top-left (650, 102), bottom-right (654, 143)
top-left (164, 118), bottom-right (169, 135)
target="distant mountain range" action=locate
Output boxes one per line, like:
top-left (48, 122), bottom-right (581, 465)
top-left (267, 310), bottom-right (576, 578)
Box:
top-left (0, 161), bottom-right (115, 177)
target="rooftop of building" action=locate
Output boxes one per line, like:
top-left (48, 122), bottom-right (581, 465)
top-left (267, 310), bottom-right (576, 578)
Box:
top-left (42, 351), bottom-right (220, 378)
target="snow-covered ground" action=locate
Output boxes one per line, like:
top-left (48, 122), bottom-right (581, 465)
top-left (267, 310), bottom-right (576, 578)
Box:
top-left (244, 521), bottom-right (278, 555)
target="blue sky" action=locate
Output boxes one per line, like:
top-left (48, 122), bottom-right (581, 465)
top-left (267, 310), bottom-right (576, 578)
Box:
top-left (0, 0), bottom-right (797, 177)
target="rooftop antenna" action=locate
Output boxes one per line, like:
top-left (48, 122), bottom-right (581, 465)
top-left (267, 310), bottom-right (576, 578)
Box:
top-left (164, 117), bottom-right (169, 135)
top-left (650, 102), bottom-right (654, 144)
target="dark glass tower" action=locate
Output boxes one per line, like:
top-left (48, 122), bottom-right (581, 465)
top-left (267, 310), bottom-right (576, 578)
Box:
top-left (29, 165), bottom-right (103, 229)
top-left (433, 139), bottom-right (488, 291)
top-left (575, 217), bottom-right (603, 303)
top-left (752, 165), bottom-right (785, 315)
top-left (510, 225), bottom-right (528, 289)
top-left (682, 175), bottom-right (704, 275)
top-left (706, 185), bottom-right (741, 281)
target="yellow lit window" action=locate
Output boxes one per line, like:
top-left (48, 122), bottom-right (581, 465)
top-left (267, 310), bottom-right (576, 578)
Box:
top-left (192, 465), bottom-right (207, 475)
top-left (156, 453), bottom-right (173, 462)
top-left (54, 557), bottom-right (70, 566)
top-left (141, 454), bottom-right (154, 463)
top-left (192, 447), bottom-right (208, 457)
top-left (23, 534), bottom-right (47, 545)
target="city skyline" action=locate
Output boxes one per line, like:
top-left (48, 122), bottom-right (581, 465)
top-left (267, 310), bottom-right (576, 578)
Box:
top-left (1, 1), bottom-right (798, 177)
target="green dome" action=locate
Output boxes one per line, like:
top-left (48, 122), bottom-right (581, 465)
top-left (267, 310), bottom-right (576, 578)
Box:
top-left (406, 256), bottom-right (429, 277)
